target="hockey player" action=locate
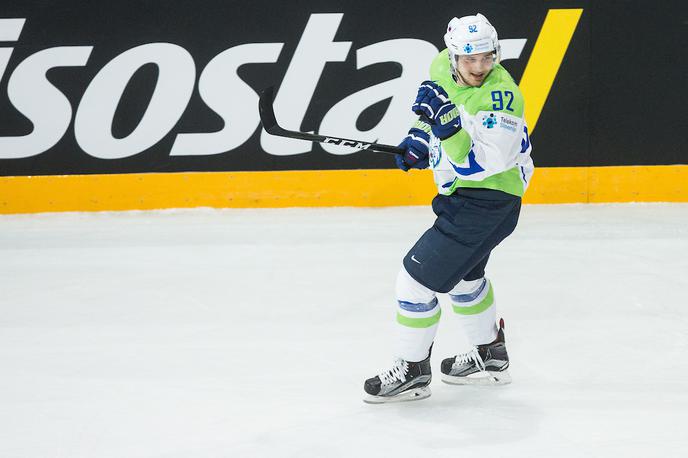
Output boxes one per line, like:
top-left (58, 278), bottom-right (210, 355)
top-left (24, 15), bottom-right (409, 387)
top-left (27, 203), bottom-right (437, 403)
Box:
top-left (364, 13), bottom-right (534, 403)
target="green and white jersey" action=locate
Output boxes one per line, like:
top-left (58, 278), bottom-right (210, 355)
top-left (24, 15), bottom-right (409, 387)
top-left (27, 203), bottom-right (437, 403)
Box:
top-left (426, 50), bottom-right (534, 197)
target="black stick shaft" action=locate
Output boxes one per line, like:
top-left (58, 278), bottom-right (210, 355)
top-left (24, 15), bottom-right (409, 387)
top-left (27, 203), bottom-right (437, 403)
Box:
top-left (259, 86), bottom-right (405, 156)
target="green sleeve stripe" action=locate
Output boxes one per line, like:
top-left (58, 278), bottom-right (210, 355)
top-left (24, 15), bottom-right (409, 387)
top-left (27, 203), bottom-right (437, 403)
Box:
top-left (440, 129), bottom-right (472, 164)
top-left (396, 309), bottom-right (441, 328)
top-left (452, 284), bottom-right (494, 315)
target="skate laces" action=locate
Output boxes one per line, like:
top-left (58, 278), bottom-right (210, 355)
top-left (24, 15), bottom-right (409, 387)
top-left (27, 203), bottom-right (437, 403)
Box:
top-left (453, 347), bottom-right (486, 371)
top-left (378, 358), bottom-right (409, 386)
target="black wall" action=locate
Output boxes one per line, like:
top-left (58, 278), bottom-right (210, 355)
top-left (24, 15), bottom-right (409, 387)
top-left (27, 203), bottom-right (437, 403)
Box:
top-left (0, 0), bottom-right (686, 176)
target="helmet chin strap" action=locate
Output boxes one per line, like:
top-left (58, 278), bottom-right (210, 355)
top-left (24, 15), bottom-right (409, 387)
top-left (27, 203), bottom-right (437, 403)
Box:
top-left (448, 56), bottom-right (470, 87)
top-left (452, 68), bottom-right (470, 87)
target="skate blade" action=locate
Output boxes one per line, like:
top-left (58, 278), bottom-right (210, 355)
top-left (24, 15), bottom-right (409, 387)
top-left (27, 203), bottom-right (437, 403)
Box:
top-left (441, 370), bottom-right (511, 386)
top-left (363, 386), bottom-right (431, 404)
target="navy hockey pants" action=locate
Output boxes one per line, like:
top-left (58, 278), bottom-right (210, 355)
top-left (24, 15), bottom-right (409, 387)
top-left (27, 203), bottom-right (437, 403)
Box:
top-left (403, 188), bottom-right (521, 293)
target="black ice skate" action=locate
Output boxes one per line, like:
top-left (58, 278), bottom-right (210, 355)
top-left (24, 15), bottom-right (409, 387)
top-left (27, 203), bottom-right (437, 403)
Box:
top-left (363, 354), bottom-right (432, 404)
top-left (441, 318), bottom-right (511, 385)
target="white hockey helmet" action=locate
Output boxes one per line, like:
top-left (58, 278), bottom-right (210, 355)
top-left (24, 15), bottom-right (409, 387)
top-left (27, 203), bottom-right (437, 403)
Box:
top-left (444, 13), bottom-right (500, 66)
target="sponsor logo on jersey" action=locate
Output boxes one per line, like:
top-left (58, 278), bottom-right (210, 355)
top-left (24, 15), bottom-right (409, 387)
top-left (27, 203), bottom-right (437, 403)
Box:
top-left (498, 116), bottom-right (518, 132)
top-left (482, 113), bottom-right (497, 129)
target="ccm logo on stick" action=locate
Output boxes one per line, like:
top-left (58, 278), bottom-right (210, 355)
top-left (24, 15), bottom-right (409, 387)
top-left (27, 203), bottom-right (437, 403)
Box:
top-left (322, 138), bottom-right (372, 150)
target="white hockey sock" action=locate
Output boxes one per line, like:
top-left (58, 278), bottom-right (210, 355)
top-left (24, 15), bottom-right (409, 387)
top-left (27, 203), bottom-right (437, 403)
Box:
top-left (393, 268), bottom-right (440, 362)
top-left (449, 277), bottom-right (498, 346)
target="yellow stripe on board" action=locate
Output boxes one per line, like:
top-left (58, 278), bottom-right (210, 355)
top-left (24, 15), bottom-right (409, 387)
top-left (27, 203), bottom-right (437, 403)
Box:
top-left (1, 165), bottom-right (687, 214)
top-left (519, 9), bottom-right (583, 131)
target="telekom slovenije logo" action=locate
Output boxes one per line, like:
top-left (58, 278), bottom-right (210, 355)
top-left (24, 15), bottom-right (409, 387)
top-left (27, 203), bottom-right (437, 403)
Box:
top-left (482, 113), bottom-right (497, 129)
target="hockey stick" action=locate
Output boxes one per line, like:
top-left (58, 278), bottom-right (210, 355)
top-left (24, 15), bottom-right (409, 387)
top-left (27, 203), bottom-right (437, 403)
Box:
top-left (259, 86), bottom-right (404, 156)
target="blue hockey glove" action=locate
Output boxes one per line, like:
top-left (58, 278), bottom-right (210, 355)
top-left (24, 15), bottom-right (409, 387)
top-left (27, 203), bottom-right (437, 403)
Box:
top-left (396, 121), bottom-right (431, 171)
top-left (412, 81), bottom-right (461, 140)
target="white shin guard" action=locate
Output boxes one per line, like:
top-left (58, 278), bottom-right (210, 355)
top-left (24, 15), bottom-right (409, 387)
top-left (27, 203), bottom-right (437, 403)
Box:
top-left (448, 277), bottom-right (498, 346)
top-left (393, 268), bottom-right (440, 362)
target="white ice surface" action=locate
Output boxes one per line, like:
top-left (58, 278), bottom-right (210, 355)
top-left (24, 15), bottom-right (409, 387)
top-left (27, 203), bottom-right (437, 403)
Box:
top-left (1, 204), bottom-right (688, 458)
